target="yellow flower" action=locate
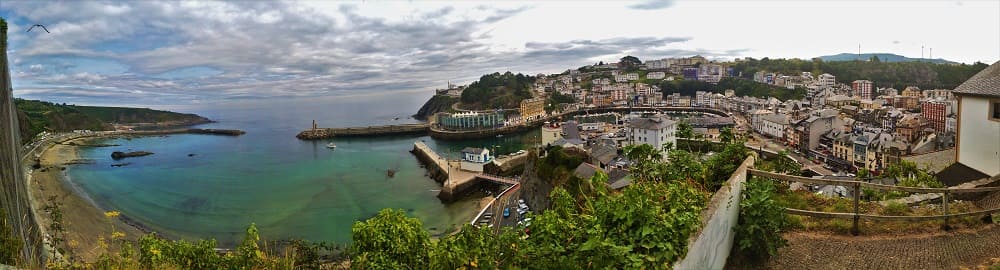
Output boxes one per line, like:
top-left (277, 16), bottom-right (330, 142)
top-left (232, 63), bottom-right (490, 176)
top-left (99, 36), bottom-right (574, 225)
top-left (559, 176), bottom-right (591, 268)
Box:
top-left (68, 239), bottom-right (79, 248)
top-left (111, 231), bottom-right (126, 239)
top-left (150, 247), bottom-right (161, 256)
top-left (104, 211), bottom-right (121, 218)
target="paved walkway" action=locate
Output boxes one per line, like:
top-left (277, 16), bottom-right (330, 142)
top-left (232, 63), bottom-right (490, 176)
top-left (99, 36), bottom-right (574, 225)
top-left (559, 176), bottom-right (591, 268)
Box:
top-left (747, 225), bottom-right (1000, 270)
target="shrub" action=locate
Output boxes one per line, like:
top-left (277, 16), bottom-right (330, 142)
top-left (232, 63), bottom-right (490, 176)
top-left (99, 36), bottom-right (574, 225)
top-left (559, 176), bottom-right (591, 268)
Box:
top-left (351, 209), bottom-right (430, 269)
top-left (882, 202), bottom-right (909, 216)
top-left (735, 177), bottom-right (789, 263)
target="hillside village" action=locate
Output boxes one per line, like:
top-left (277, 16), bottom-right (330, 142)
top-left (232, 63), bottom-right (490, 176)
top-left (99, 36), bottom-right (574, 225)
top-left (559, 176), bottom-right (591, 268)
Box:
top-left (429, 55), bottom-right (988, 179)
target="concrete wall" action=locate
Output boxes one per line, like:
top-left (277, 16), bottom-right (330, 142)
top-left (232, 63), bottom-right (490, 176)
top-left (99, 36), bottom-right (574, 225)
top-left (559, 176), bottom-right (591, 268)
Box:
top-left (957, 96), bottom-right (1000, 176)
top-left (0, 24), bottom-right (45, 264)
top-left (674, 156), bottom-right (754, 270)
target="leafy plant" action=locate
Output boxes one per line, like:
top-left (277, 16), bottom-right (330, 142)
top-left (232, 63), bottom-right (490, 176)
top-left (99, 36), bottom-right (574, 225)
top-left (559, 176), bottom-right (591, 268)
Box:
top-left (351, 209), bottom-right (431, 269)
top-left (735, 177), bottom-right (790, 263)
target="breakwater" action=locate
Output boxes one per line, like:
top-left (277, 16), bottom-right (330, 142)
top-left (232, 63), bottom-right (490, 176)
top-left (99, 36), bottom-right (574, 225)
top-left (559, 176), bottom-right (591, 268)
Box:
top-left (297, 106), bottom-right (730, 140)
top-left (297, 123), bottom-right (430, 140)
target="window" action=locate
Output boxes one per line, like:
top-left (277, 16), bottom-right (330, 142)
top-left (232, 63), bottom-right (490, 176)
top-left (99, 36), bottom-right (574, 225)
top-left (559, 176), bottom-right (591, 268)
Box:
top-left (992, 100), bottom-right (1000, 121)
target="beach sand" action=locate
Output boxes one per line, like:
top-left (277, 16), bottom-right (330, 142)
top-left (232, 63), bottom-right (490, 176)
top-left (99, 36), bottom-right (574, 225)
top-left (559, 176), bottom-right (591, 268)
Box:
top-left (27, 139), bottom-right (144, 261)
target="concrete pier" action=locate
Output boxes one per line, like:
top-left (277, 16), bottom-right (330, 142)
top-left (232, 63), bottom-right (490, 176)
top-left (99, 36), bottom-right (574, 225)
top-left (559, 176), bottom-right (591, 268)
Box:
top-left (297, 123), bottom-right (430, 140)
top-left (411, 141), bottom-right (502, 202)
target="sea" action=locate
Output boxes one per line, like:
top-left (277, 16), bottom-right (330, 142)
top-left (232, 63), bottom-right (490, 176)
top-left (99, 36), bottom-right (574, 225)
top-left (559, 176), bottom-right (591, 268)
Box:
top-left (66, 91), bottom-right (541, 246)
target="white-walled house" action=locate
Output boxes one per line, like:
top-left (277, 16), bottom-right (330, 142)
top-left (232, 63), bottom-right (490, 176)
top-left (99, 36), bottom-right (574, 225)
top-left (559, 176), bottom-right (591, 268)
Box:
top-left (953, 61), bottom-right (1000, 176)
top-left (628, 115), bottom-right (677, 159)
top-left (460, 147), bottom-right (492, 172)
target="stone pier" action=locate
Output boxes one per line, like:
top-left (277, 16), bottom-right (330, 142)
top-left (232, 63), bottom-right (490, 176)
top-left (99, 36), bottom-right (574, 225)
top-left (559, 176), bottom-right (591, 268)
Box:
top-left (410, 141), bottom-right (480, 202)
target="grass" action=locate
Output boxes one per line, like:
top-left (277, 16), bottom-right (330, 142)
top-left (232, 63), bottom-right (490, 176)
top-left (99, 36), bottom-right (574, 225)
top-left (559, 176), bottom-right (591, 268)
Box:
top-left (774, 186), bottom-right (991, 235)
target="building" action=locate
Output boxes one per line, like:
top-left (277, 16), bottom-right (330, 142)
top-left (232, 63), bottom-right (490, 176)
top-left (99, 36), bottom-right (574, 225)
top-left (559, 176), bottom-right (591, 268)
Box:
top-left (758, 113), bottom-right (791, 140)
top-left (793, 113), bottom-right (846, 154)
top-left (923, 89), bottom-right (954, 100)
top-left (615, 73), bottom-right (639, 82)
top-left (519, 97), bottom-right (546, 122)
top-left (438, 111), bottom-right (505, 130)
top-left (901, 86), bottom-right (921, 98)
top-left (647, 71), bottom-right (666, 80)
top-left (921, 101), bottom-right (949, 133)
top-left (460, 147), bottom-right (492, 172)
top-left (952, 60), bottom-right (1000, 176)
top-left (628, 115), bottom-right (677, 158)
top-left (818, 73), bottom-right (836, 87)
top-left (682, 68), bottom-right (699, 81)
top-left (852, 80), bottom-right (874, 100)
top-left (541, 122), bottom-right (563, 146)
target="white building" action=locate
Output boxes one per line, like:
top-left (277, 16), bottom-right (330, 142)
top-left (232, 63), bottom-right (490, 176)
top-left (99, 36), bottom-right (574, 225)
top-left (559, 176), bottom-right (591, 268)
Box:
top-left (757, 113), bottom-right (790, 139)
top-left (460, 147), bottom-right (492, 172)
top-left (628, 115), bottom-right (677, 159)
top-left (818, 73), bottom-right (836, 87)
top-left (647, 71), bottom-right (666, 80)
top-left (615, 73), bottom-right (639, 82)
top-left (953, 60), bottom-right (1000, 176)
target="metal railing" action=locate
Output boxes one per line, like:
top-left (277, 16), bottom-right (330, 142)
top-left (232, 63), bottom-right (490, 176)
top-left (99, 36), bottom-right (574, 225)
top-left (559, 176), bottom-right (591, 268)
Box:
top-left (749, 169), bottom-right (1000, 235)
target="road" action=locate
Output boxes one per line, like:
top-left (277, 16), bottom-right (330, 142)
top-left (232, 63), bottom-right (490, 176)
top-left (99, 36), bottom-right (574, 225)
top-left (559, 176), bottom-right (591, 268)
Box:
top-left (733, 112), bottom-right (835, 176)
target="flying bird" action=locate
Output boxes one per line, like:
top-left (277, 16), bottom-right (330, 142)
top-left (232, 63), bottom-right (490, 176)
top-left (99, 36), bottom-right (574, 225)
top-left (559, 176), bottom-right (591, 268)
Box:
top-left (26, 24), bottom-right (49, 33)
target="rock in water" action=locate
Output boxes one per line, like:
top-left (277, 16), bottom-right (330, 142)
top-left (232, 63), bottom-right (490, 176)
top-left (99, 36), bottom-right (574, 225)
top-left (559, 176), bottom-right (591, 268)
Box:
top-left (111, 151), bottom-right (154, 160)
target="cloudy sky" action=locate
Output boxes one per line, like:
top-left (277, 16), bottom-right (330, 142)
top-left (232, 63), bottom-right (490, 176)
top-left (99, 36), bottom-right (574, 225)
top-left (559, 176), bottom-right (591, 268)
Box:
top-left (2, 0), bottom-right (998, 106)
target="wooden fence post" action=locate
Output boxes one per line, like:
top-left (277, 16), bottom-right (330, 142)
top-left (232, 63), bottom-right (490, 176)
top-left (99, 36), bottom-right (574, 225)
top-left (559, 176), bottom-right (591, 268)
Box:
top-left (852, 182), bottom-right (860, 236)
top-left (942, 190), bottom-right (950, 230)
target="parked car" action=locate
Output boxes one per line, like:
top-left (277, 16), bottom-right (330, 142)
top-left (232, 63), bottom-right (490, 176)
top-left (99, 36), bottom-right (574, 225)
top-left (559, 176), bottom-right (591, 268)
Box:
top-left (503, 208), bottom-right (510, 218)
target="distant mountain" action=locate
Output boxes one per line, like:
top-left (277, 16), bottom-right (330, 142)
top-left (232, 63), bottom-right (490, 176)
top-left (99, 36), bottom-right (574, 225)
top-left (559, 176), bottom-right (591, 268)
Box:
top-left (817, 53), bottom-right (958, 64)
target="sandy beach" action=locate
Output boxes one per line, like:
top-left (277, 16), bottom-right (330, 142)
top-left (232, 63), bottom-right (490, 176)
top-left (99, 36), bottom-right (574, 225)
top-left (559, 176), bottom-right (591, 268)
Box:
top-left (26, 138), bottom-right (145, 261)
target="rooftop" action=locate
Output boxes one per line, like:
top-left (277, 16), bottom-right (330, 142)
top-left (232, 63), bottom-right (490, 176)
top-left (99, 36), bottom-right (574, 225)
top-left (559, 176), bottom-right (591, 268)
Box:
top-left (953, 60), bottom-right (1000, 98)
top-left (628, 115), bottom-right (676, 130)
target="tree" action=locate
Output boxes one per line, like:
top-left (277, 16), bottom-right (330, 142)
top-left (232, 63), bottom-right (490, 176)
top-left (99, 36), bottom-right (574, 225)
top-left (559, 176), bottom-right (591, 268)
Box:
top-left (351, 209), bottom-right (431, 268)
top-left (623, 144), bottom-right (665, 183)
top-left (619, 55), bottom-right (641, 71)
top-left (676, 120), bottom-right (694, 139)
top-left (772, 150), bottom-right (802, 175)
top-left (719, 127), bottom-right (736, 144)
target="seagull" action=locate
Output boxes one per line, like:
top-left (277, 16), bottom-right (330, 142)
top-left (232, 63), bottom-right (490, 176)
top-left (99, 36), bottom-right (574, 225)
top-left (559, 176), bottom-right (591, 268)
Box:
top-left (26, 24), bottom-right (49, 33)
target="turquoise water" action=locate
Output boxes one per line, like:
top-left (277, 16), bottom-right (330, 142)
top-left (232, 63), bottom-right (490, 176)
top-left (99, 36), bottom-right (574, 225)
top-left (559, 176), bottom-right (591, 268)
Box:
top-left (67, 92), bottom-right (540, 246)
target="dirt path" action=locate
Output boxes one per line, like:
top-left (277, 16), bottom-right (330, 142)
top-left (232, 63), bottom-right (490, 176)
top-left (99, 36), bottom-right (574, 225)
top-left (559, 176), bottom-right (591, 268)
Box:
top-left (741, 225), bottom-right (1000, 270)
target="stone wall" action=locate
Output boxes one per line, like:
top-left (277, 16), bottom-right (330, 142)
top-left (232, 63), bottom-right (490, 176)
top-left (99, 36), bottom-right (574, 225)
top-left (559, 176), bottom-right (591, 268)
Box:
top-left (674, 156), bottom-right (755, 270)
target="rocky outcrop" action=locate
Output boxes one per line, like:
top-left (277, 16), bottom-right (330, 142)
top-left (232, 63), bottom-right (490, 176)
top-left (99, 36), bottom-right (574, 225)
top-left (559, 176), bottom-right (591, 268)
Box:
top-left (413, 94), bottom-right (457, 120)
top-left (111, 151), bottom-right (153, 160)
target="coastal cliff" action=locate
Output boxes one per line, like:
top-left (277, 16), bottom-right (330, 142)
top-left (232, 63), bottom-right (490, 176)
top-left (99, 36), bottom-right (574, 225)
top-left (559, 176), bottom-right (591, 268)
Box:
top-left (413, 94), bottom-right (457, 120)
top-left (14, 99), bottom-right (214, 143)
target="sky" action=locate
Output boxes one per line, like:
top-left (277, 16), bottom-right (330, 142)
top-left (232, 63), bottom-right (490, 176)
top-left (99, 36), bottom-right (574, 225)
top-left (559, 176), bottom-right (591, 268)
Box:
top-left (1, 0), bottom-right (998, 106)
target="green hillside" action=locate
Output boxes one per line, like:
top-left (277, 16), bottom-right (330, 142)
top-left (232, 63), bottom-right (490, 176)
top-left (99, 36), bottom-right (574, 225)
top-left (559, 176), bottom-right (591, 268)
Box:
top-left (73, 105), bottom-right (208, 124)
top-left (459, 72), bottom-right (535, 110)
top-left (731, 58), bottom-right (988, 90)
top-left (13, 99), bottom-right (212, 143)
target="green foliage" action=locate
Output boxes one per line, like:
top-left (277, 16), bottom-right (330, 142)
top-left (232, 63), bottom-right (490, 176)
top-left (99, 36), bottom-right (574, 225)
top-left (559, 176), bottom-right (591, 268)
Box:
top-left (676, 120), bottom-right (694, 140)
top-left (459, 72), bottom-right (535, 109)
top-left (549, 91), bottom-right (576, 104)
top-left (535, 146), bottom-right (586, 185)
top-left (351, 209), bottom-right (431, 269)
top-left (885, 160), bottom-right (944, 188)
top-left (659, 77), bottom-right (806, 101)
top-left (771, 151), bottom-right (801, 175)
top-left (735, 177), bottom-right (789, 262)
top-left (882, 201), bottom-right (909, 216)
top-left (730, 57), bottom-right (988, 90)
top-left (618, 55), bottom-right (641, 71)
top-left (430, 226), bottom-right (523, 269)
top-left (13, 99), bottom-right (209, 143)
top-left (526, 181), bottom-right (707, 268)
top-left (702, 141), bottom-right (750, 191)
top-left (0, 208), bottom-right (22, 266)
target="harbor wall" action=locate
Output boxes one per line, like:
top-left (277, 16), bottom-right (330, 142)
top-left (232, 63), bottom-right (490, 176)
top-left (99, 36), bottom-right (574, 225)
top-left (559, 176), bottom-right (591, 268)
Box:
top-left (410, 141), bottom-right (448, 184)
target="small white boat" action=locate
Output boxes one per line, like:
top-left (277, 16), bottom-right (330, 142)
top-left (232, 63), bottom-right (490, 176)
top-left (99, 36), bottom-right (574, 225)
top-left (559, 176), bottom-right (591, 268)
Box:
top-left (326, 142), bottom-right (337, 149)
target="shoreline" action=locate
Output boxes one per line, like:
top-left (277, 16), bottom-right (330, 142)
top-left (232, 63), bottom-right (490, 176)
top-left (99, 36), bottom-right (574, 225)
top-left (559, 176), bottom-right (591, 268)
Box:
top-left (27, 132), bottom-right (491, 254)
top-left (26, 137), bottom-right (149, 261)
